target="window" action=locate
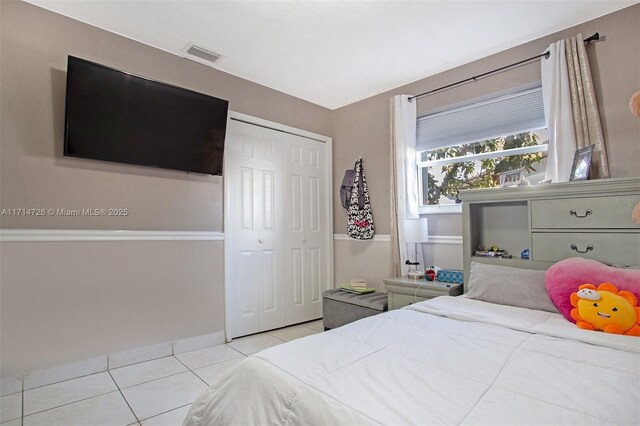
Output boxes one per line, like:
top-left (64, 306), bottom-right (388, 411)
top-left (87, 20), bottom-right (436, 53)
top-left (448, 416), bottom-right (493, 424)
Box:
top-left (416, 87), bottom-right (547, 212)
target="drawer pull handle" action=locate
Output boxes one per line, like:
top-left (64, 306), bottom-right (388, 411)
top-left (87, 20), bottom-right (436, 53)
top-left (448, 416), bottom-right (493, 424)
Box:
top-left (569, 208), bottom-right (592, 218)
top-left (571, 244), bottom-right (593, 253)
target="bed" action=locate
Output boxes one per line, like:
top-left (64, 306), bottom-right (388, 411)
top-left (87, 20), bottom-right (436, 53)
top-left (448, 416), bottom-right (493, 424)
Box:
top-left (184, 293), bottom-right (640, 425)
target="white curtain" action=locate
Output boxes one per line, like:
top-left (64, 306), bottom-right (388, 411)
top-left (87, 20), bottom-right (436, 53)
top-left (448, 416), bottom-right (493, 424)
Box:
top-left (541, 39), bottom-right (576, 183)
top-left (390, 95), bottom-right (418, 277)
top-left (542, 34), bottom-right (609, 182)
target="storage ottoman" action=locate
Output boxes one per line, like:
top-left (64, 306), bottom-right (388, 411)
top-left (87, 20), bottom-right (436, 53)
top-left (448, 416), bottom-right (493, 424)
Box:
top-left (322, 289), bottom-right (388, 330)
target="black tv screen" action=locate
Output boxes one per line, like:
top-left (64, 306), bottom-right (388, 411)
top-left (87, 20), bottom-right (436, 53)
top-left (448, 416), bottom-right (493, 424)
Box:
top-left (64, 56), bottom-right (228, 175)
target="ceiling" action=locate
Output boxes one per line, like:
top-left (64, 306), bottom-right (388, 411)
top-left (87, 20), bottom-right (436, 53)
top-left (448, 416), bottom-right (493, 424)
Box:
top-left (25, 0), bottom-right (639, 110)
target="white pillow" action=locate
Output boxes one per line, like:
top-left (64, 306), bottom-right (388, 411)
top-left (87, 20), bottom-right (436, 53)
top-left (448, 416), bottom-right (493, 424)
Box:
top-left (466, 262), bottom-right (559, 313)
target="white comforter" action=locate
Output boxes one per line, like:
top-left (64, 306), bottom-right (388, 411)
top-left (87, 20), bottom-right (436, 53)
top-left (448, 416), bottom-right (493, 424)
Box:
top-left (184, 297), bottom-right (640, 425)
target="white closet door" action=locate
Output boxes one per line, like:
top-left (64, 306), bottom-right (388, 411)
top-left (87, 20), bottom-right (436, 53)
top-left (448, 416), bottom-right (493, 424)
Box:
top-left (283, 133), bottom-right (328, 325)
top-left (225, 120), bottom-right (284, 338)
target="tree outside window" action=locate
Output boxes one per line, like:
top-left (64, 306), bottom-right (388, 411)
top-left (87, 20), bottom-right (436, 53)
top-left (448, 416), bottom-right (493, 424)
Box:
top-left (421, 130), bottom-right (547, 206)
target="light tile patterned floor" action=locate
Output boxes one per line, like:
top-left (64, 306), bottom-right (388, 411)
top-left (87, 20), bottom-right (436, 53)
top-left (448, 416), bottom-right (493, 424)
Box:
top-left (4, 319), bottom-right (322, 426)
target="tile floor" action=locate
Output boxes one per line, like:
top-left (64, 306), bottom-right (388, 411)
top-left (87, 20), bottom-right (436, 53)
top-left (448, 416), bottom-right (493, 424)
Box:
top-left (1, 319), bottom-right (323, 426)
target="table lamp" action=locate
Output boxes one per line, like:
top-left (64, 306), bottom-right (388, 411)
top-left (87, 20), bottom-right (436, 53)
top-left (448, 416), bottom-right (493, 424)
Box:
top-left (402, 218), bottom-right (429, 279)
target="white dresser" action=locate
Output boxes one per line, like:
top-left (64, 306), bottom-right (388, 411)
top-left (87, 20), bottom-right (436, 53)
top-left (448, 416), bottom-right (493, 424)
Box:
top-left (458, 178), bottom-right (640, 292)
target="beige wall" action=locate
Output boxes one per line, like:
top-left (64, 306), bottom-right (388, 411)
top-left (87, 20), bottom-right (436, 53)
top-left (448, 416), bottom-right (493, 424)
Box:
top-left (333, 240), bottom-right (391, 291)
top-left (0, 0), bottom-right (331, 232)
top-left (331, 4), bottom-right (640, 280)
top-left (1, 240), bottom-right (223, 376)
top-left (0, 0), bottom-right (331, 376)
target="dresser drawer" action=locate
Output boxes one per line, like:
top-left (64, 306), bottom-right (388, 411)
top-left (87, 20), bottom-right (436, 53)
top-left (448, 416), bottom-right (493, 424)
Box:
top-left (531, 232), bottom-right (640, 266)
top-left (388, 293), bottom-right (428, 310)
top-left (530, 195), bottom-right (640, 229)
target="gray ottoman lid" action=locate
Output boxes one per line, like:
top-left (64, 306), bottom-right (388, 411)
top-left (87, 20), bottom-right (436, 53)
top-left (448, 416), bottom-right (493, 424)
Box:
top-left (323, 289), bottom-right (388, 311)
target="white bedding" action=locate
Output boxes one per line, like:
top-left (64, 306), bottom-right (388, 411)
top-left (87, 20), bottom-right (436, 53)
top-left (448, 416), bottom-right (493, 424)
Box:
top-left (184, 297), bottom-right (640, 425)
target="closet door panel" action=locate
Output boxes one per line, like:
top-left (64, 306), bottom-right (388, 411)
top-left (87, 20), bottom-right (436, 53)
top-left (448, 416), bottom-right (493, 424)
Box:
top-left (238, 250), bottom-right (257, 316)
top-left (225, 123), bottom-right (261, 338)
top-left (284, 135), bottom-right (327, 325)
top-left (290, 174), bottom-right (303, 232)
top-left (291, 248), bottom-right (304, 306)
top-left (256, 130), bottom-right (285, 332)
top-left (309, 247), bottom-right (321, 303)
top-left (304, 140), bottom-right (328, 316)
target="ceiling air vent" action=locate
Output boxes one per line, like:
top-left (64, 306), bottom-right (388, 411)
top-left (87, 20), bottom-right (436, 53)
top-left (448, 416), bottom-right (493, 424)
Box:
top-left (182, 43), bottom-right (223, 67)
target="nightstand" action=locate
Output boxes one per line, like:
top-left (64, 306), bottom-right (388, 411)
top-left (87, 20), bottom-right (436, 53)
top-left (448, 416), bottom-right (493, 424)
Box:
top-left (383, 276), bottom-right (463, 310)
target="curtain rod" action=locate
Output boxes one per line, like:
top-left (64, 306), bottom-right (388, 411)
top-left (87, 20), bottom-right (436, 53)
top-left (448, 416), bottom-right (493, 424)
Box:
top-left (408, 32), bottom-right (600, 102)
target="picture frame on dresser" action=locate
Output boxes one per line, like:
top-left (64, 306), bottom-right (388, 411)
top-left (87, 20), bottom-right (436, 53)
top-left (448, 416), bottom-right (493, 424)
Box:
top-left (569, 145), bottom-right (595, 181)
top-left (498, 169), bottom-right (523, 187)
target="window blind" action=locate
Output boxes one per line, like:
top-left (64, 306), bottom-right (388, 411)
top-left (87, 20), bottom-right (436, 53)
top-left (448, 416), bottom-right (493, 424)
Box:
top-left (416, 87), bottom-right (545, 152)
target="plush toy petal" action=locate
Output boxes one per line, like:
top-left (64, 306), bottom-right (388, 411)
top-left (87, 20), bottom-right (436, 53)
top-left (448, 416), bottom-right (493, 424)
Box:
top-left (618, 290), bottom-right (638, 307)
top-left (570, 308), bottom-right (583, 323)
top-left (623, 324), bottom-right (640, 337)
top-left (597, 282), bottom-right (619, 294)
top-left (603, 324), bottom-right (624, 335)
top-left (576, 321), bottom-right (596, 331)
top-left (570, 293), bottom-right (580, 308)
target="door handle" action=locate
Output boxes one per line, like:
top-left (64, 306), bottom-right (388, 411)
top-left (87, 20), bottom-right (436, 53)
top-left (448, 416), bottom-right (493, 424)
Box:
top-left (302, 239), bottom-right (306, 243)
top-left (258, 239), bottom-right (264, 244)
top-left (570, 243), bottom-right (593, 253)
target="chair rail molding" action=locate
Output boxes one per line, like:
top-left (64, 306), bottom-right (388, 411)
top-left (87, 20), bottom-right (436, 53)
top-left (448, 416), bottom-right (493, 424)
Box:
top-left (333, 234), bottom-right (391, 242)
top-left (0, 229), bottom-right (225, 242)
top-left (332, 234), bottom-right (462, 244)
top-left (424, 235), bottom-right (463, 245)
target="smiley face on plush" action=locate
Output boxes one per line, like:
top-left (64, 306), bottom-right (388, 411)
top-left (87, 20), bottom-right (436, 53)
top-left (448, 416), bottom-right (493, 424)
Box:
top-left (570, 283), bottom-right (640, 336)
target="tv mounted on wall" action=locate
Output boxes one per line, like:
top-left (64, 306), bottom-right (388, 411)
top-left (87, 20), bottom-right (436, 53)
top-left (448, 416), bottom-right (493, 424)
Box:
top-left (64, 56), bottom-right (229, 175)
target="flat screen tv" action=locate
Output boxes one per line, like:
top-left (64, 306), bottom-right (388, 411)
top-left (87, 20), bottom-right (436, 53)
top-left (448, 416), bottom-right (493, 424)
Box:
top-left (64, 56), bottom-right (228, 175)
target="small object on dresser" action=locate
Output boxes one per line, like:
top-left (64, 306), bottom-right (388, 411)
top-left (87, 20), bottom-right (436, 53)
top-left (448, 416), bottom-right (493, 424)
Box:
top-left (436, 269), bottom-right (464, 284)
top-left (474, 246), bottom-right (508, 258)
top-left (425, 268), bottom-right (436, 281)
top-left (405, 260), bottom-right (424, 279)
top-left (425, 265), bottom-right (441, 281)
top-left (339, 285), bottom-right (376, 295)
top-left (350, 278), bottom-right (367, 289)
top-left (521, 249), bottom-right (530, 259)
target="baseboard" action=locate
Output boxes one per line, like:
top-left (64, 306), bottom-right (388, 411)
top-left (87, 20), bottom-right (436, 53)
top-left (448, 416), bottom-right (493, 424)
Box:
top-left (11, 331), bottom-right (226, 391)
top-left (23, 355), bottom-right (108, 391)
top-left (172, 331), bottom-right (226, 355)
top-left (108, 342), bottom-right (173, 370)
top-left (0, 376), bottom-right (23, 397)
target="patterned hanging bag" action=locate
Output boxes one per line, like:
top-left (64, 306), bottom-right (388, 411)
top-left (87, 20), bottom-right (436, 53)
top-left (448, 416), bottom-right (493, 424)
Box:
top-left (347, 158), bottom-right (375, 239)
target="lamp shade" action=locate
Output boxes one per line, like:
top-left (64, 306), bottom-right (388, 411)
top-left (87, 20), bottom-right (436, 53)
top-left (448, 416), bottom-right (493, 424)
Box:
top-left (402, 218), bottom-right (429, 243)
